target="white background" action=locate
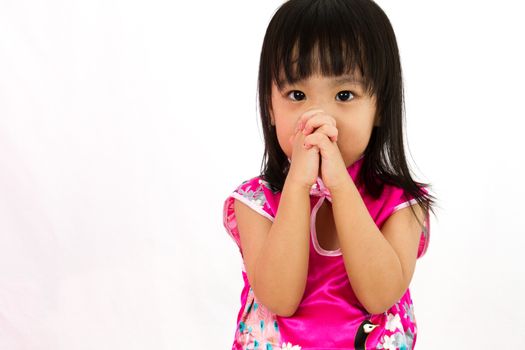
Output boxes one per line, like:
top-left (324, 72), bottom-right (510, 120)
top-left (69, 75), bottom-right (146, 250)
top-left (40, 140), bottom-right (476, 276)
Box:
top-left (1, 0), bottom-right (524, 349)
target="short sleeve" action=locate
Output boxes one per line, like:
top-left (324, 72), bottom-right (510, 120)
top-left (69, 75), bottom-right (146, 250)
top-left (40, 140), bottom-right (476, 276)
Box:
top-left (386, 185), bottom-right (431, 259)
top-left (222, 177), bottom-right (274, 256)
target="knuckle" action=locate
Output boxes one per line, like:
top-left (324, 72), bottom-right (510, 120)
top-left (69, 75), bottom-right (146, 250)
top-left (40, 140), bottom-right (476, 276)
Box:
top-left (305, 133), bottom-right (318, 142)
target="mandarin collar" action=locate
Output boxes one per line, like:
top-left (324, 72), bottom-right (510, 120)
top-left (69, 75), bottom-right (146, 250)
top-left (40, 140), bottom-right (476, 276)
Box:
top-left (286, 154), bottom-right (365, 201)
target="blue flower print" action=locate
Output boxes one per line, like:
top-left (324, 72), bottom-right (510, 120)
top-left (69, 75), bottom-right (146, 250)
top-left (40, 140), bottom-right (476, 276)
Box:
top-left (238, 184), bottom-right (267, 208)
top-left (402, 302), bottom-right (415, 323)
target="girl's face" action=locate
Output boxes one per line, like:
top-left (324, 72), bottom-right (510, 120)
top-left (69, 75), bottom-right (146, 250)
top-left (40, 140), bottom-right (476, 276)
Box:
top-left (270, 69), bottom-right (380, 168)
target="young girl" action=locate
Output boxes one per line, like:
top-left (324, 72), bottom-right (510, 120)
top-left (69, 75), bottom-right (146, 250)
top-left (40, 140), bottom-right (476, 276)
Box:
top-left (223, 0), bottom-right (437, 349)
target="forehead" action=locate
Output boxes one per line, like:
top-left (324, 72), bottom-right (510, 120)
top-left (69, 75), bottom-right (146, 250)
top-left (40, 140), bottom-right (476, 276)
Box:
top-left (276, 42), bottom-right (364, 85)
top-left (276, 70), bottom-right (365, 89)
top-left (286, 72), bottom-right (364, 84)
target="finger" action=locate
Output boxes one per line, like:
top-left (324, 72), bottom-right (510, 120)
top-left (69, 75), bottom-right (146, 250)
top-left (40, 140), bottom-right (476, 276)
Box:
top-left (303, 131), bottom-right (330, 149)
top-left (290, 128), bottom-right (302, 144)
top-left (290, 130), bottom-right (306, 152)
top-left (304, 132), bottom-right (334, 155)
top-left (295, 108), bottom-right (325, 132)
top-left (302, 114), bottom-right (337, 135)
top-left (311, 124), bottom-right (338, 142)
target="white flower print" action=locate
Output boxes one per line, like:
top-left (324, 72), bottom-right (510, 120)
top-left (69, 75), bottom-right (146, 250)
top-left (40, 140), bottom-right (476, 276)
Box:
top-left (258, 178), bottom-right (270, 188)
top-left (238, 185), bottom-right (266, 208)
top-left (281, 342), bottom-right (302, 350)
top-left (380, 335), bottom-right (397, 350)
top-left (392, 332), bottom-right (408, 349)
top-left (376, 331), bottom-right (410, 350)
top-left (385, 313), bottom-right (403, 332)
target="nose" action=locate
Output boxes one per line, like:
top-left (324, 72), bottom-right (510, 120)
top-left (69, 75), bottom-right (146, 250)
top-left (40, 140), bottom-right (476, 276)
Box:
top-left (304, 104), bottom-right (334, 119)
top-left (305, 102), bottom-right (328, 113)
top-left (304, 95), bottom-right (333, 113)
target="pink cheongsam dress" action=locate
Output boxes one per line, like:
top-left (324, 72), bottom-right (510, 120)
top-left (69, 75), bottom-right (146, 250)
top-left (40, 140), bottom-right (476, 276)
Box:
top-left (223, 155), bottom-right (430, 350)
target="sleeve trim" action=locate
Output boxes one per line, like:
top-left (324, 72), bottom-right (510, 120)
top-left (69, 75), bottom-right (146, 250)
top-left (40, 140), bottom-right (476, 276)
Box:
top-left (230, 192), bottom-right (275, 222)
top-left (392, 198), bottom-right (419, 213)
top-left (223, 196), bottom-right (241, 250)
top-left (390, 197), bottom-right (431, 259)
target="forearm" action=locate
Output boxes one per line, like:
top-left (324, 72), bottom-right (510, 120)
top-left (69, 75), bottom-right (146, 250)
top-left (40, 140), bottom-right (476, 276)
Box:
top-left (330, 178), bottom-right (405, 314)
top-left (255, 178), bottom-right (311, 317)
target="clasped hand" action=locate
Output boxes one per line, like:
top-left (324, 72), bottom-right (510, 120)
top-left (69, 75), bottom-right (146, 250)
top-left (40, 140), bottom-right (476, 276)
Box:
top-left (287, 109), bottom-right (350, 191)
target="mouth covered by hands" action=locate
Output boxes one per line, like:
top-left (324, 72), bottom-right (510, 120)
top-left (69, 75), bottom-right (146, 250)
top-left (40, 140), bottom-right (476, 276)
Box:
top-left (292, 109), bottom-right (350, 191)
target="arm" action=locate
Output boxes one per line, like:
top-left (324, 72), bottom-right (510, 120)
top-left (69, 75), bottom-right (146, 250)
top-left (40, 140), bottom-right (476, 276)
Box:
top-left (235, 178), bottom-right (311, 317)
top-left (330, 177), bottom-right (425, 315)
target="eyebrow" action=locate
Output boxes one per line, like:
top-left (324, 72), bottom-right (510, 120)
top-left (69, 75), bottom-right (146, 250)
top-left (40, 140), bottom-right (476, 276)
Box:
top-left (279, 75), bottom-right (363, 87)
top-left (331, 75), bottom-right (364, 86)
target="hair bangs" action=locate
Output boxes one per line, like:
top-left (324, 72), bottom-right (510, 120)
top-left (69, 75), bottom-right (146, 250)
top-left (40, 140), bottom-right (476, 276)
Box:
top-left (270, 1), bottom-right (377, 97)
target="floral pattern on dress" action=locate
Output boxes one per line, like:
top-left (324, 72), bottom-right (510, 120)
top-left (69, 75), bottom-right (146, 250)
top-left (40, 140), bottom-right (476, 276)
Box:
top-left (237, 179), bottom-right (267, 209)
top-left (224, 173), bottom-right (425, 349)
top-left (234, 286), bottom-right (282, 349)
top-left (281, 342), bottom-right (301, 349)
top-left (374, 297), bottom-right (417, 350)
top-left (224, 177), bottom-right (274, 255)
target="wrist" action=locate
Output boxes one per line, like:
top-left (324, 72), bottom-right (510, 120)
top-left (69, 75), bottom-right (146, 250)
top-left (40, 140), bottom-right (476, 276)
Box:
top-left (326, 176), bottom-right (353, 197)
top-left (284, 177), bottom-right (313, 194)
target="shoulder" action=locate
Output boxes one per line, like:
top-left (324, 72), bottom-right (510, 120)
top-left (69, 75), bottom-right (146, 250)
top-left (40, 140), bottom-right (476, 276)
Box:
top-left (227, 176), bottom-right (275, 222)
top-left (378, 182), bottom-right (429, 217)
top-left (222, 176), bottom-right (276, 251)
top-left (378, 182), bottom-right (431, 259)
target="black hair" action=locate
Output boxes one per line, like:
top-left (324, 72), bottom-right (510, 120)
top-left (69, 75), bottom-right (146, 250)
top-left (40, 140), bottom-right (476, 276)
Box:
top-left (256, 0), bottom-right (438, 229)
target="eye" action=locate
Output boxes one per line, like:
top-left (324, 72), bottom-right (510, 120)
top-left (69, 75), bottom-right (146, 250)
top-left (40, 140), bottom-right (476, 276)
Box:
top-left (285, 90), bottom-right (355, 102)
top-left (336, 90), bottom-right (355, 102)
top-left (286, 90), bottom-right (306, 101)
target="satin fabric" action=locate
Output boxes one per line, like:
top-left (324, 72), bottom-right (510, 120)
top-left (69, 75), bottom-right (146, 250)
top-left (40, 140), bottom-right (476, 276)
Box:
top-left (223, 154), bottom-right (430, 349)
top-left (276, 155), bottom-right (377, 348)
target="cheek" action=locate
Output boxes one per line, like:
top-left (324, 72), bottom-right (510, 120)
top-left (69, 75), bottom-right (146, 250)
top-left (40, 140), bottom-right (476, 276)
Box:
top-left (275, 123), bottom-right (294, 156)
top-left (337, 124), bottom-right (368, 148)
